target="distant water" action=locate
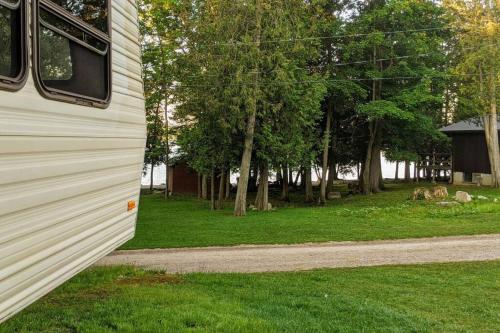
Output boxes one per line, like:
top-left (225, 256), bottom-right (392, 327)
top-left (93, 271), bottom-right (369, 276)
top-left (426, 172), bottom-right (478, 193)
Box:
top-left (142, 164), bottom-right (167, 186)
top-left (141, 155), bottom-right (416, 186)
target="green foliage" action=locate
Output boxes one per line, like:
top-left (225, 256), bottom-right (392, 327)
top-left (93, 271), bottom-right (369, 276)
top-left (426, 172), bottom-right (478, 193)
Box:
top-left (140, 0), bottom-right (183, 172)
top-left (444, 0), bottom-right (500, 119)
top-left (170, 0), bottom-right (328, 175)
top-left (358, 100), bottom-right (414, 121)
top-left (144, 108), bottom-right (165, 170)
top-left (138, 0), bottom-right (489, 195)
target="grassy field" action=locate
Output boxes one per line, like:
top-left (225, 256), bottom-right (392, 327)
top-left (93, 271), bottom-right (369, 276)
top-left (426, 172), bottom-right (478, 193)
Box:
top-left (3, 261), bottom-right (499, 332)
top-left (123, 183), bottom-right (500, 249)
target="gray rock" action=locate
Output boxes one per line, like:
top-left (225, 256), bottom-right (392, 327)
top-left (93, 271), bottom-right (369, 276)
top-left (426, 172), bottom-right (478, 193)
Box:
top-left (455, 191), bottom-right (472, 203)
top-left (267, 203), bottom-right (273, 210)
top-left (327, 192), bottom-right (342, 200)
top-left (477, 195), bottom-right (488, 200)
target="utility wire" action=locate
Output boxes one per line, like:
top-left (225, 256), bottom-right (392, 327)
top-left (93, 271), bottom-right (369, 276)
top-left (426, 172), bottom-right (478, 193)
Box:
top-left (179, 44), bottom-right (497, 80)
top-left (204, 27), bottom-right (449, 47)
top-left (171, 72), bottom-right (499, 89)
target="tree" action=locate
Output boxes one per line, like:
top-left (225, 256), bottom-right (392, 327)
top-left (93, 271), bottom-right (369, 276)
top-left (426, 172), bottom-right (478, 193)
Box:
top-left (444, 0), bottom-right (500, 187)
top-left (249, 0), bottom-right (326, 210)
top-left (173, 0), bottom-right (252, 210)
top-left (173, 0), bottom-right (326, 214)
top-left (144, 104), bottom-right (165, 192)
top-left (233, 0), bottom-right (262, 216)
top-left (139, 0), bottom-right (180, 196)
top-left (344, 0), bottom-right (448, 194)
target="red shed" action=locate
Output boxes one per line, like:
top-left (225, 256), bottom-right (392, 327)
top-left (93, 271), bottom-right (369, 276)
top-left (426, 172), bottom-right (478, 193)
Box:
top-left (168, 162), bottom-right (200, 194)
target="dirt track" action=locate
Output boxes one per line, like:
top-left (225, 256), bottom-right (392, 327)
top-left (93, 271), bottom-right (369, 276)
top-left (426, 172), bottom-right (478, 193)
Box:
top-left (97, 234), bottom-right (500, 273)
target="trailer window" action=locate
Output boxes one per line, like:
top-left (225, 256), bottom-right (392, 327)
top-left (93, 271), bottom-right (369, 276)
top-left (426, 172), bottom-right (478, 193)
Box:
top-left (34, 0), bottom-right (111, 107)
top-left (0, 0), bottom-right (27, 90)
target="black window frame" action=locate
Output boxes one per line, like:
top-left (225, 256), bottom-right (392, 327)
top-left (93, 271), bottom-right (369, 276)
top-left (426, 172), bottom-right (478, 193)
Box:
top-left (32, 0), bottom-right (112, 108)
top-left (0, 0), bottom-right (28, 91)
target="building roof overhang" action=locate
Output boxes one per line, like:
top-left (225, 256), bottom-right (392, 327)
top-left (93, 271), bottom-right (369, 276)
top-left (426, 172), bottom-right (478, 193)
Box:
top-left (440, 117), bottom-right (500, 134)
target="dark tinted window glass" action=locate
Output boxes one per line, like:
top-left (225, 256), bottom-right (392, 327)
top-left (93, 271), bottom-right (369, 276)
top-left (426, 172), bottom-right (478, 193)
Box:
top-left (49, 0), bottom-right (108, 33)
top-left (40, 8), bottom-right (108, 52)
top-left (0, 4), bottom-right (21, 79)
top-left (38, 9), bottom-right (109, 101)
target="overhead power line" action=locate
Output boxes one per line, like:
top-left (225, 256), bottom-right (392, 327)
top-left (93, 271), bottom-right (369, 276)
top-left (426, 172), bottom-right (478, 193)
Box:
top-left (170, 72), bottom-right (498, 90)
top-left (179, 44), bottom-right (497, 81)
top-left (209, 27), bottom-right (449, 47)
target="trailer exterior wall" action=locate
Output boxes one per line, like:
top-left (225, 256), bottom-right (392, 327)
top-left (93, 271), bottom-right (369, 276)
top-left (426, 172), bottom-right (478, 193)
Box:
top-left (0, 0), bottom-right (146, 322)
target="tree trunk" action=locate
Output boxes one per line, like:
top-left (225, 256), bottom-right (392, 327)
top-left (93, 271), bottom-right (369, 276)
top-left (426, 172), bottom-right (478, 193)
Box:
top-left (217, 169), bottom-right (225, 209)
top-left (276, 169), bottom-right (283, 185)
top-left (164, 100), bottom-right (169, 200)
top-left (362, 121), bottom-right (378, 194)
top-left (249, 164), bottom-right (258, 192)
top-left (197, 174), bottom-right (202, 199)
top-left (413, 162), bottom-right (418, 182)
top-left (225, 172), bottom-right (231, 200)
top-left (484, 77), bottom-right (500, 188)
top-left (234, 0), bottom-right (261, 216)
top-left (293, 168), bottom-right (301, 187)
top-left (255, 163), bottom-right (269, 211)
top-left (305, 167), bottom-right (314, 203)
top-left (362, 45), bottom-right (385, 194)
top-left (320, 99), bottom-right (333, 204)
top-left (369, 134), bottom-right (383, 193)
top-left (404, 160), bottom-right (411, 181)
top-left (426, 164), bottom-right (432, 181)
top-left (362, 120), bottom-right (384, 194)
top-left (202, 174), bottom-right (208, 200)
top-left (395, 161), bottom-right (399, 180)
top-left (210, 169), bottom-right (215, 210)
top-left (150, 164), bottom-right (154, 192)
top-left (326, 148), bottom-right (335, 194)
top-left (281, 165), bottom-right (289, 201)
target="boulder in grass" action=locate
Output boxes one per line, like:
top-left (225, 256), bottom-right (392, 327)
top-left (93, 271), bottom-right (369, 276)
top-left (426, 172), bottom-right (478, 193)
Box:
top-left (411, 188), bottom-right (432, 201)
top-left (432, 186), bottom-right (449, 199)
top-left (455, 191), bottom-right (472, 203)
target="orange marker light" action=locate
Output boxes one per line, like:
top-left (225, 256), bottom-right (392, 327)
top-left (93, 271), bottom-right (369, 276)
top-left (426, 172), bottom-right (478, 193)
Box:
top-left (127, 200), bottom-right (136, 211)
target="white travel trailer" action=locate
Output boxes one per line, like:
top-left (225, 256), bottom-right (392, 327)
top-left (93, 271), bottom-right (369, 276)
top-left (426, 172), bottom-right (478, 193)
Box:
top-left (0, 0), bottom-right (145, 322)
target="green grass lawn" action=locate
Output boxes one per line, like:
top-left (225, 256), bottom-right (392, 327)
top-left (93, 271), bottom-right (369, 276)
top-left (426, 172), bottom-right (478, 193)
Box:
top-left (123, 183), bottom-right (500, 249)
top-left (3, 261), bottom-right (500, 332)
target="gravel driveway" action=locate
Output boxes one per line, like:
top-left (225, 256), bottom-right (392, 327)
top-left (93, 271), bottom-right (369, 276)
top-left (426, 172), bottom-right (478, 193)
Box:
top-left (97, 234), bottom-right (500, 273)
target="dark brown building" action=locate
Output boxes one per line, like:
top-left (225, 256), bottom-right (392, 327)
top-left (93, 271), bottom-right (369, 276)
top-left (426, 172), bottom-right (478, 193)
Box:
top-left (441, 118), bottom-right (500, 186)
top-left (168, 162), bottom-right (199, 194)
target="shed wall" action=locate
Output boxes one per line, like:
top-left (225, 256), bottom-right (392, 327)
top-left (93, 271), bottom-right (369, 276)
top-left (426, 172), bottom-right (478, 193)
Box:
top-left (169, 163), bottom-right (199, 194)
top-left (452, 132), bottom-right (500, 174)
